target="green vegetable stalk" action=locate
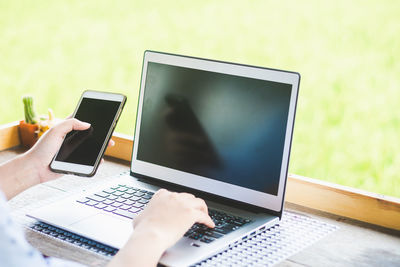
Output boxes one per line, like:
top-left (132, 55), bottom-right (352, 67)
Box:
top-left (22, 95), bottom-right (38, 124)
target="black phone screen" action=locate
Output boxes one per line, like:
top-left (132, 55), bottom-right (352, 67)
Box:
top-left (55, 98), bottom-right (121, 166)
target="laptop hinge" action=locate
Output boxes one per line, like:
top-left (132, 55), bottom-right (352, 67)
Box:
top-left (131, 171), bottom-right (282, 218)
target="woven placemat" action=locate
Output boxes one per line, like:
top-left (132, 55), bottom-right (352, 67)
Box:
top-left (194, 211), bottom-right (338, 266)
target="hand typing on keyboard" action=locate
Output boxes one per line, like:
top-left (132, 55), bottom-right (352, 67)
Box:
top-left (78, 183), bottom-right (251, 246)
top-left (108, 188), bottom-right (214, 267)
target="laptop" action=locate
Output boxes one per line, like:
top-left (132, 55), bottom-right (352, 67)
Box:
top-left (28, 51), bottom-right (300, 266)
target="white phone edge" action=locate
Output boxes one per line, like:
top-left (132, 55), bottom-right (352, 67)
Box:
top-left (49, 90), bottom-right (126, 177)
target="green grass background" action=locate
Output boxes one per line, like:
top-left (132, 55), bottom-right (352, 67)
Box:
top-left (1, 1), bottom-right (399, 197)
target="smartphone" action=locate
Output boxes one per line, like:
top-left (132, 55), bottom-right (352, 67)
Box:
top-left (50, 90), bottom-right (126, 177)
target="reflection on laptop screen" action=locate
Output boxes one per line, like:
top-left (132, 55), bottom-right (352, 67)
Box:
top-left (137, 62), bottom-right (292, 196)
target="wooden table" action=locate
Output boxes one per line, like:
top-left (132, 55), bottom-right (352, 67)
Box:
top-left (2, 146), bottom-right (399, 267)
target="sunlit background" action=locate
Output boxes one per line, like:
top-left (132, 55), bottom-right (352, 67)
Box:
top-left (1, 0), bottom-right (399, 197)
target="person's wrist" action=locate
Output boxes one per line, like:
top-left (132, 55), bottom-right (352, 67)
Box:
top-left (21, 151), bottom-right (42, 185)
top-left (130, 225), bottom-right (168, 251)
top-left (108, 226), bottom-right (167, 267)
top-left (126, 225), bottom-right (168, 261)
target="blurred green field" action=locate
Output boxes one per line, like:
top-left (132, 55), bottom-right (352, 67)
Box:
top-left (1, 1), bottom-right (399, 197)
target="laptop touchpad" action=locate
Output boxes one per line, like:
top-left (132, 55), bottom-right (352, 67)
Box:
top-left (69, 213), bottom-right (133, 248)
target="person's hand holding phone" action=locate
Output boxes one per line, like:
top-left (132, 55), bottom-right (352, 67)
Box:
top-left (50, 91), bottom-right (126, 176)
top-left (26, 118), bottom-right (114, 184)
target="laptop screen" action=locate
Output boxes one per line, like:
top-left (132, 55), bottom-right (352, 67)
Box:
top-left (136, 62), bottom-right (292, 196)
top-left (132, 51), bottom-right (300, 211)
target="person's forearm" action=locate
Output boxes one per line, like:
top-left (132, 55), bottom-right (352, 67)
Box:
top-left (107, 227), bottom-right (166, 267)
top-left (0, 153), bottom-right (40, 200)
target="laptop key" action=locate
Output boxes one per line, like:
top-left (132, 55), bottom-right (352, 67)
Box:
top-left (132, 203), bottom-right (144, 208)
top-left (85, 200), bottom-right (98, 206)
top-left (128, 207), bottom-right (142, 213)
top-left (129, 196), bottom-right (141, 201)
top-left (128, 187), bottom-right (139, 191)
top-left (114, 209), bottom-right (136, 219)
top-left (113, 191), bottom-right (124, 196)
top-left (222, 223), bottom-right (239, 230)
top-left (103, 189), bottom-right (115, 194)
top-left (120, 204), bottom-right (131, 210)
top-left (121, 193), bottom-right (132, 199)
top-left (126, 189), bottom-right (136, 194)
top-left (124, 200), bottom-right (135, 206)
top-left (95, 203), bottom-right (107, 209)
top-left (103, 199), bottom-right (114, 205)
top-left (133, 192), bottom-right (145, 197)
top-left (205, 231), bottom-right (224, 239)
top-left (103, 206), bottom-right (116, 212)
top-left (95, 192), bottom-right (110, 198)
top-left (87, 195), bottom-right (105, 202)
top-left (76, 198), bottom-right (89, 203)
top-left (115, 197), bottom-right (127, 203)
top-left (50, 232), bottom-right (58, 237)
top-left (184, 230), bottom-right (194, 237)
top-left (138, 199), bottom-right (149, 204)
top-left (111, 202), bottom-right (123, 208)
top-left (142, 194), bottom-right (152, 200)
top-left (231, 220), bottom-right (245, 226)
top-left (213, 227), bottom-right (234, 235)
top-left (200, 236), bottom-right (215, 243)
top-left (107, 195), bottom-right (118, 200)
top-left (117, 187), bottom-right (128, 192)
top-left (188, 233), bottom-right (203, 240)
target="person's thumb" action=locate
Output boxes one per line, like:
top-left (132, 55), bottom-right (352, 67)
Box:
top-left (55, 118), bottom-right (91, 135)
top-left (73, 119), bottom-right (91, 130)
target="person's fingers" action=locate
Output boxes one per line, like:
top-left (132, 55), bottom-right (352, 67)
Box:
top-left (179, 192), bottom-right (195, 199)
top-left (154, 188), bottom-right (169, 197)
top-left (188, 197), bottom-right (213, 227)
top-left (108, 139), bottom-right (115, 147)
top-left (192, 197), bottom-right (209, 213)
top-left (194, 210), bottom-right (215, 228)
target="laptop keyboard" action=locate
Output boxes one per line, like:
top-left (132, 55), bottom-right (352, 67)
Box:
top-left (76, 184), bottom-right (153, 220)
top-left (76, 184), bottom-right (252, 244)
top-left (185, 210), bottom-right (252, 243)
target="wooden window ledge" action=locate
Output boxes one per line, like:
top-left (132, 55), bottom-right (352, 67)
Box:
top-left (1, 121), bottom-right (399, 230)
